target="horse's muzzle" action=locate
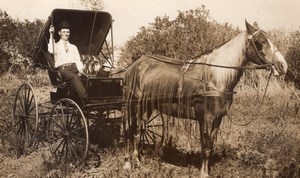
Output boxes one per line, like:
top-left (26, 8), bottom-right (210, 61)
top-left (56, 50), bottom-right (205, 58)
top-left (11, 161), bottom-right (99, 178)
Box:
top-left (273, 61), bottom-right (288, 76)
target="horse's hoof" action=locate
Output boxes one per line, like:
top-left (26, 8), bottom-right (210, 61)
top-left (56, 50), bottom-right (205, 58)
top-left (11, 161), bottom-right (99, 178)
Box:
top-left (134, 158), bottom-right (141, 168)
top-left (123, 161), bottom-right (131, 170)
top-left (134, 162), bottom-right (140, 168)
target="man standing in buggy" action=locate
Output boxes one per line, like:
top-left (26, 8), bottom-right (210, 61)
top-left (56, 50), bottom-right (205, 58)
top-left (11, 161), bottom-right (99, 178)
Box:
top-left (48, 21), bottom-right (87, 101)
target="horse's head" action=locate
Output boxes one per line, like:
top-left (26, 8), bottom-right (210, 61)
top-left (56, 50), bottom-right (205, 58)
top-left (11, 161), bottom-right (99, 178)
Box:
top-left (245, 20), bottom-right (288, 76)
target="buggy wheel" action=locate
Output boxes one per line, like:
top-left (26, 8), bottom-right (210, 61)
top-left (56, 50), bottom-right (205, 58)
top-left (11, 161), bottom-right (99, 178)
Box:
top-left (13, 82), bottom-right (38, 156)
top-left (140, 110), bottom-right (165, 147)
top-left (48, 98), bottom-right (89, 164)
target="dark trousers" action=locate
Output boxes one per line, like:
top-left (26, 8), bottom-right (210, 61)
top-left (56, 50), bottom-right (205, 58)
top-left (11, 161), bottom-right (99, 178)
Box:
top-left (58, 63), bottom-right (87, 99)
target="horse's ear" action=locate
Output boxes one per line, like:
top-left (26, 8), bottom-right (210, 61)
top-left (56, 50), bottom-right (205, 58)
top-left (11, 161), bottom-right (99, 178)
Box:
top-left (245, 19), bottom-right (257, 34)
top-left (253, 22), bottom-right (259, 30)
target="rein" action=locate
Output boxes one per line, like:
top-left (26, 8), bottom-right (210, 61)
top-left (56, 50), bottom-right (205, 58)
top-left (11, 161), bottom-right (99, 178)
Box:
top-left (226, 70), bottom-right (272, 126)
top-left (111, 31), bottom-right (274, 76)
top-left (110, 55), bottom-right (272, 77)
top-left (110, 63), bottom-right (132, 75)
top-left (111, 55), bottom-right (272, 77)
top-left (148, 55), bottom-right (272, 70)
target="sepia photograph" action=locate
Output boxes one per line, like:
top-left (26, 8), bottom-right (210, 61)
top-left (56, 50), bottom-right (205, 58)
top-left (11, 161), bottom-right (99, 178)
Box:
top-left (0, 0), bottom-right (299, 177)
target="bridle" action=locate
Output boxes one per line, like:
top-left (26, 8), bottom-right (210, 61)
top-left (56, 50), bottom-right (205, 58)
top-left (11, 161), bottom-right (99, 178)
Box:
top-left (228, 30), bottom-right (278, 126)
top-left (247, 30), bottom-right (277, 66)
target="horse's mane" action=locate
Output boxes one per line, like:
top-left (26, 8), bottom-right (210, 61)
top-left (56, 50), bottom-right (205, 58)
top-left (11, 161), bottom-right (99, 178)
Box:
top-left (191, 38), bottom-right (232, 60)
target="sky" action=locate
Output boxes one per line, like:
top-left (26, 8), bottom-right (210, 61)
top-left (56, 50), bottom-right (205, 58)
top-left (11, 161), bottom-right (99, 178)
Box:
top-left (1, 0), bottom-right (300, 49)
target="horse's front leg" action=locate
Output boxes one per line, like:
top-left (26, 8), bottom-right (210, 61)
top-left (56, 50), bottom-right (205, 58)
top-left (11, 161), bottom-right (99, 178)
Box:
top-left (195, 98), bottom-right (214, 178)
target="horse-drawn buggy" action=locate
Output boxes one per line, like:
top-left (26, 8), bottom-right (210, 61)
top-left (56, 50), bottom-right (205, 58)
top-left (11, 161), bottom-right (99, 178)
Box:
top-left (12, 8), bottom-right (288, 177)
top-left (12, 8), bottom-right (122, 163)
top-left (13, 9), bottom-right (165, 165)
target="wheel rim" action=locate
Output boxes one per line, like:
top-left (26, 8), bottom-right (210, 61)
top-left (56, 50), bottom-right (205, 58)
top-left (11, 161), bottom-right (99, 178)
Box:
top-left (48, 98), bottom-right (89, 164)
top-left (140, 110), bottom-right (165, 147)
top-left (13, 82), bottom-right (38, 156)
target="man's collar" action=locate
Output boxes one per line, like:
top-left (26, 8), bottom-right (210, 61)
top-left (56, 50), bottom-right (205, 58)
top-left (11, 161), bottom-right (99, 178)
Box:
top-left (59, 39), bottom-right (69, 44)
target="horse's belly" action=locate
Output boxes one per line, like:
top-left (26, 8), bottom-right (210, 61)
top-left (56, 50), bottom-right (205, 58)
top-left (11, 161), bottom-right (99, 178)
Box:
top-left (159, 103), bottom-right (196, 120)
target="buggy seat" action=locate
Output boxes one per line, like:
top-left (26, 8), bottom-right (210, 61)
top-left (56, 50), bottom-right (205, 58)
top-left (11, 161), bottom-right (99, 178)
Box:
top-left (46, 53), bottom-right (122, 104)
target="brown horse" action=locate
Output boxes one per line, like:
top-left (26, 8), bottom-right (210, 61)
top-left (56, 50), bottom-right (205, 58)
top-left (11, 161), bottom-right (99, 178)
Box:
top-left (122, 21), bottom-right (287, 177)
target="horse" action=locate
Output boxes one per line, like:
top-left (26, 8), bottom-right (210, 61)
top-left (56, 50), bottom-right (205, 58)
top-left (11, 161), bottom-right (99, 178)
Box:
top-left (122, 20), bottom-right (288, 177)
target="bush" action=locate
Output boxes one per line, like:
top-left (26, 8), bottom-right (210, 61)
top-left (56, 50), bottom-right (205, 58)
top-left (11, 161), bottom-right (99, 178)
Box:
top-left (118, 6), bottom-right (239, 64)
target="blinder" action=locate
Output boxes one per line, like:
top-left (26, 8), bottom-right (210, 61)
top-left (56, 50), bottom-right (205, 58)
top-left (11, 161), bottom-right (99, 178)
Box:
top-left (247, 30), bottom-right (272, 65)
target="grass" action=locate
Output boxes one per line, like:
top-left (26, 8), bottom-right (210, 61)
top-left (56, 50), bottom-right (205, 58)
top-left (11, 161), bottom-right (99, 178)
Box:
top-left (0, 72), bottom-right (300, 177)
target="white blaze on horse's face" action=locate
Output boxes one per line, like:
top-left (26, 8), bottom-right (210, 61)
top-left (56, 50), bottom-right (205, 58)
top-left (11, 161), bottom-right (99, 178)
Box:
top-left (266, 39), bottom-right (288, 76)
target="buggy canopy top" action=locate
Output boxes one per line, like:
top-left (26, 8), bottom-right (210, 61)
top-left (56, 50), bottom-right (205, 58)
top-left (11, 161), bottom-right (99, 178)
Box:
top-left (32, 8), bottom-right (113, 69)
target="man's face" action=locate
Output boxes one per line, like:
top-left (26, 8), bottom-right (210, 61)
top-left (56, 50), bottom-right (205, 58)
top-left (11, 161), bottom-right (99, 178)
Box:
top-left (58, 28), bottom-right (70, 41)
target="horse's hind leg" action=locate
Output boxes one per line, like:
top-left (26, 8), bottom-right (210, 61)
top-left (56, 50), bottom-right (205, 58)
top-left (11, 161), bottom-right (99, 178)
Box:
top-left (122, 104), bottom-right (132, 170)
top-left (132, 99), bottom-right (143, 167)
top-left (123, 99), bottom-right (141, 170)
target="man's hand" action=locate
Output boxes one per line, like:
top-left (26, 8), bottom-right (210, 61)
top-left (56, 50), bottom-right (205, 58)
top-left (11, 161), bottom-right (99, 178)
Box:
top-left (78, 72), bottom-right (87, 80)
top-left (49, 25), bottom-right (55, 34)
top-left (78, 72), bottom-right (86, 77)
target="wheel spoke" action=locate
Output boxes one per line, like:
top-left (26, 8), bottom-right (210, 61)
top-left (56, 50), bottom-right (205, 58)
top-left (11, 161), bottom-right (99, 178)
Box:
top-left (146, 113), bottom-right (160, 124)
top-left (48, 134), bottom-right (64, 143)
top-left (23, 87), bottom-right (27, 110)
top-left (69, 133), bottom-right (86, 143)
top-left (144, 129), bottom-right (155, 143)
top-left (141, 131), bottom-right (147, 145)
top-left (14, 116), bottom-right (24, 128)
top-left (27, 104), bottom-right (36, 114)
top-left (147, 129), bottom-right (163, 139)
top-left (68, 110), bottom-right (78, 130)
top-left (59, 103), bottom-right (67, 130)
top-left (26, 94), bottom-right (34, 112)
top-left (24, 87), bottom-right (31, 112)
top-left (68, 138), bottom-right (79, 159)
top-left (59, 140), bottom-right (68, 161)
top-left (65, 102), bottom-right (71, 129)
top-left (144, 131), bottom-right (151, 145)
top-left (69, 113), bottom-right (82, 130)
top-left (48, 127), bottom-right (64, 136)
top-left (65, 139), bottom-right (71, 160)
top-left (147, 124), bottom-right (163, 128)
top-left (17, 119), bottom-right (26, 134)
top-left (17, 95), bottom-right (25, 113)
top-left (50, 116), bottom-right (65, 131)
top-left (25, 115), bottom-right (37, 119)
top-left (52, 138), bottom-right (65, 155)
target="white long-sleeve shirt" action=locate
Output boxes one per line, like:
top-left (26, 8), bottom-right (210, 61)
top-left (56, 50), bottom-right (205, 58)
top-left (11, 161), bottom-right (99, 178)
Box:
top-left (48, 39), bottom-right (84, 73)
